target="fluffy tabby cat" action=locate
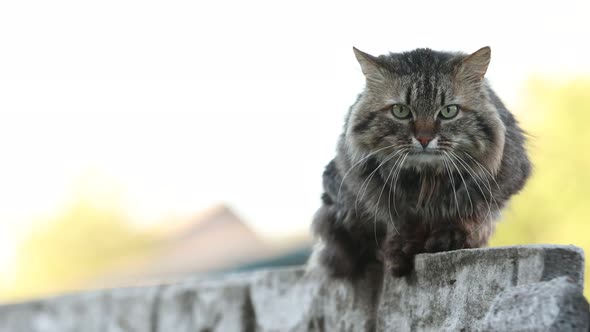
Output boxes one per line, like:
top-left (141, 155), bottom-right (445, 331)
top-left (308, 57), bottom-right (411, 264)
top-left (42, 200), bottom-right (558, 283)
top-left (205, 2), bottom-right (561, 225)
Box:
top-left (310, 46), bottom-right (531, 278)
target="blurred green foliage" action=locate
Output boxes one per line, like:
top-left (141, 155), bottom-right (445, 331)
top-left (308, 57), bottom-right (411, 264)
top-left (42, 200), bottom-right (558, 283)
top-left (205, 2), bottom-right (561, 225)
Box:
top-left (491, 78), bottom-right (590, 297)
top-left (2, 198), bottom-right (155, 301)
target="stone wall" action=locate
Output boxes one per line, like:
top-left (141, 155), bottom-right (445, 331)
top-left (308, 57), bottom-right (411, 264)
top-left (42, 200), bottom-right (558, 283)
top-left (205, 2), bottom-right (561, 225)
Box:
top-left (0, 245), bottom-right (588, 331)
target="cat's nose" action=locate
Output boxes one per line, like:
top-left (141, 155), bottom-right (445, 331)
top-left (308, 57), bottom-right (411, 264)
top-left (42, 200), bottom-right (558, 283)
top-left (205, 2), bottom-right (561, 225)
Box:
top-left (416, 136), bottom-right (432, 148)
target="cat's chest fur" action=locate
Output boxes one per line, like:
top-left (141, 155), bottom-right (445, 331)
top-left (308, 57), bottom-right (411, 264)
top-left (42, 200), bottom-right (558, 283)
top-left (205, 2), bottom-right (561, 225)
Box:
top-left (353, 157), bottom-right (479, 224)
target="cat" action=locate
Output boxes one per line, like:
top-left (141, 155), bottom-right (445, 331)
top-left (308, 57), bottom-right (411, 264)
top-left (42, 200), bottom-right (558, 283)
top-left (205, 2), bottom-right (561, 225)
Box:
top-left (309, 46), bottom-right (531, 278)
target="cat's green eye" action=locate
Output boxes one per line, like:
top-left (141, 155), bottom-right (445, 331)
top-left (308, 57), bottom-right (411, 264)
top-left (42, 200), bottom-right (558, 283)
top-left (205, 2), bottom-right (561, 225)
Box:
top-left (391, 104), bottom-right (411, 119)
top-left (439, 105), bottom-right (460, 119)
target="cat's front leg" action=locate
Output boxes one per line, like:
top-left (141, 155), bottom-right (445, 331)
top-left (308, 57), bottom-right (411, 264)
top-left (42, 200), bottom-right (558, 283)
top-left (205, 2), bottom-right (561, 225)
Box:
top-left (311, 203), bottom-right (381, 279)
top-left (382, 221), bottom-right (427, 277)
top-left (424, 225), bottom-right (467, 253)
top-left (463, 220), bottom-right (495, 248)
top-left (424, 219), bottom-right (494, 253)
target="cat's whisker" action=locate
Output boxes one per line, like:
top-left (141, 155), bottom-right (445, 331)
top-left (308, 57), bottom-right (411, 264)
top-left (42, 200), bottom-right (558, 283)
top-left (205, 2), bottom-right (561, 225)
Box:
top-left (392, 152), bottom-right (409, 218)
top-left (388, 171), bottom-right (396, 230)
top-left (449, 151), bottom-right (501, 236)
top-left (447, 154), bottom-right (487, 216)
top-left (388, 152), bottom-right (409, 227)
top-left (354, 149), bottom-right (405, 215)
top-left (370, 147), bottom-right (411, 244)
top-left (460, 151), bottom-right (501, 211)
top-left (374, 157), bottom-right (399, 222)
top-left (444, 145), bottom-right (500, 212)
top-left (355, 150), bottom-right (399, 214)
top-left (447, 151), bottom-right (494, 222)
top-left (441, 152), bottom-right (461, 221)
top-left (375, 150), bottom-right (407, 235)
top-left (462, 151), bottom-right (502, 192)
top-left (388, 157), bottom-right (400, 223)
top-left (445, 151), bottom-right (474, 217)
top-left (337, 144), bottom-right (397, 201)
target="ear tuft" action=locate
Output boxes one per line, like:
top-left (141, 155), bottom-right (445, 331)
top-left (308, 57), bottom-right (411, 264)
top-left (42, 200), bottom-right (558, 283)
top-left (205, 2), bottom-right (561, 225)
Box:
top-left (353, 47), bottom-right (384, 82)
top-left (458, 46), bottom-right (491, 82)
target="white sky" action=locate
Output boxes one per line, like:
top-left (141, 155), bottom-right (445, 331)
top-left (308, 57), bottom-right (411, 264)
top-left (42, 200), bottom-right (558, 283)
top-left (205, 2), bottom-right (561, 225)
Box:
top-left (1, 0), bottom-right (589, 271)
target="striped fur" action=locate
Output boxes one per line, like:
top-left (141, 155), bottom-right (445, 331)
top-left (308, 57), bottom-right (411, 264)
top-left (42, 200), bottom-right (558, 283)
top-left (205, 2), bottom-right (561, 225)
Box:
top-left (310, 47), bottom-right (531, 278)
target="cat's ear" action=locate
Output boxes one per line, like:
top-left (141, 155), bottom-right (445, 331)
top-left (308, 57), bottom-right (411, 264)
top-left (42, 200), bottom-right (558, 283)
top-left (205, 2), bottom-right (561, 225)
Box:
top-left (353, 47), bottom-right (385, 83)
top-left (456, 46), bottom-right (491, 83)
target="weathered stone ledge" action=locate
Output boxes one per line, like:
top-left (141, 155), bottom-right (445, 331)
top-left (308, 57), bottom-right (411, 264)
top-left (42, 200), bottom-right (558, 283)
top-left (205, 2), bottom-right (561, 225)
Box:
top-left (0, 245), bottom-right (588, 331)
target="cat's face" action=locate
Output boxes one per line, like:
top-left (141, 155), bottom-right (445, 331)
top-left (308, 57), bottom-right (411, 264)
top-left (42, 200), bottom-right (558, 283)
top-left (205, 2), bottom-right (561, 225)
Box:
top-left (346, 47), bottom-right (505, 174)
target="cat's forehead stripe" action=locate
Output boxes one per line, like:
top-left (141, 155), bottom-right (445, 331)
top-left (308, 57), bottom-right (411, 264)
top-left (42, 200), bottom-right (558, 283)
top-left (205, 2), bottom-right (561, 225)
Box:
top-left (405, 86), bottom-right (412, 105)
top-left (421, 74), bottom-right (433, 104)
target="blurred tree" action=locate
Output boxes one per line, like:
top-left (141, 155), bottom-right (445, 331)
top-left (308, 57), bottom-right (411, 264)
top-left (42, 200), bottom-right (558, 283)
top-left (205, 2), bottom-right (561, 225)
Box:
top-left (491, 78), bottom-right (590, 296)
top-left (3, 179), bottom-right (156, 301)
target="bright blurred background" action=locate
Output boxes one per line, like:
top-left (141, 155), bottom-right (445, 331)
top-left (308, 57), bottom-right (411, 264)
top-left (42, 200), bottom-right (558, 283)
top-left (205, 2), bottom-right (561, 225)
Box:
top-left (1, 0), bottom-right (589, 302)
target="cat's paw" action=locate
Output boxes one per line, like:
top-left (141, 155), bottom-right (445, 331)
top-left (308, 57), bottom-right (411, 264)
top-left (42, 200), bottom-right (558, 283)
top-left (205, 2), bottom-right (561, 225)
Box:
top-left (424, 227), bottom-right (467, 253)
top-left (387, 253), bottom-right (413, 277)
top-left (383, 233), bottom-right (421, 277)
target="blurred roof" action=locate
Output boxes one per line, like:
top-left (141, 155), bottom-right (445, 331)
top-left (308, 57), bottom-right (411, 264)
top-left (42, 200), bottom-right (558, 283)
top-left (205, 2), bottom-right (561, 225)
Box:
top-left (94, 204), bottom-right (273, 286)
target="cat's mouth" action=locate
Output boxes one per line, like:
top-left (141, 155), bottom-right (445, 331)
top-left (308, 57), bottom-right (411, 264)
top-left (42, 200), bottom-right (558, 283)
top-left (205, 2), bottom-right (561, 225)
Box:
top-left (408, 149), bottom-right (442, 155)
top-left (405, 149), bottom-right (446, 166)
